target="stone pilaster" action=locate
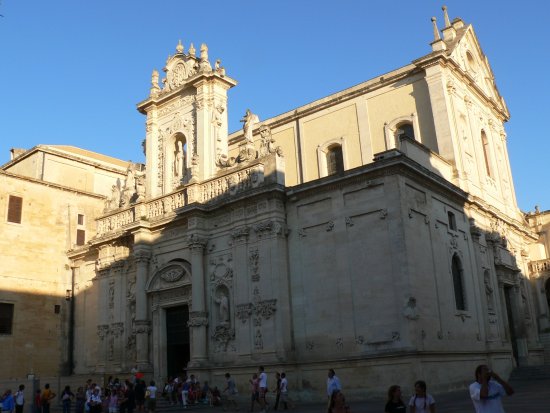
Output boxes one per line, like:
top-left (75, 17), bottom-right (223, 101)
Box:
top-left (134, 249), bottom-right (151, 371)
top-left (188, 234), bottom-right (208, 366)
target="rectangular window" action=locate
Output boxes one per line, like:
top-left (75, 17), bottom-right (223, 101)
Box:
top-left (7, 195), bottom-right (23, 224)
top-left (76, 229), bottom-right (86, 246)
top-left (77, 214), bottom-right (85, 225)
top-left (0, 303), bottom-right (14, 334)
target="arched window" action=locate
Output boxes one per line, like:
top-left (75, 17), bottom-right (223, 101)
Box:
top-left (326, 144), bottom-right (344, 176)
top-left (452, 254), bottom-right (466, 311)
top-left (481, 130), bottom-right (492, 178)
top-left (396, 122), bottom-right (415, 141)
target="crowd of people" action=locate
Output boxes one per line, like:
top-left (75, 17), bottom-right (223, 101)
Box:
top-left (0, 363), bottom-right (514, 413)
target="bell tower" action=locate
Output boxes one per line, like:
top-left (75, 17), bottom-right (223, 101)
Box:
top-left (137, 41), bottom-right (237, 198)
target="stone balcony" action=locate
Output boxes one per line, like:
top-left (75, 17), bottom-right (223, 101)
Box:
top-left (529, 258), bottom-right (550, 275)
top-left (94, 154), bottom-right (284, 239)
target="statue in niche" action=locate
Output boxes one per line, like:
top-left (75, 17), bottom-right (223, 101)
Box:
top-left (215, 290), bottom-right (230, 326)
top-left (484, 272), bottom-right (495, 311)
top-left (254, 329), bottom-right (263, 350)
top-left (241, 109), bottom-right (259, 144)
top-left (105, 184), bottom-right (121, 211)
top-left (174, 140), bottom-right (185, 178)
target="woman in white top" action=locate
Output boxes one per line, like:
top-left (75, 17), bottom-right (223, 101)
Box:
top-left (408, 380), bottom-right (435, 413)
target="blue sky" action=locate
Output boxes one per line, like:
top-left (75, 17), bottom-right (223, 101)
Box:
top-left (1, 1), bottom-right (548, 212)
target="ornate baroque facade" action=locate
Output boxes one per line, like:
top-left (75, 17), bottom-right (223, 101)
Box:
top-left (1, 8), bottom-right (549, 395)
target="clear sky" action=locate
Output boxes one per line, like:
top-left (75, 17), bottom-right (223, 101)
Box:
top-left (1, 1), bottom-right (548, 212)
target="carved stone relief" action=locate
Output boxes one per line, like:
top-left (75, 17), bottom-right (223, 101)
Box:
top-left (249, 248), bottom-right (260, 282)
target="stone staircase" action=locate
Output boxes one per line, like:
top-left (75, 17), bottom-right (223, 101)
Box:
top-left (509, 364), bottom-right (550, 381)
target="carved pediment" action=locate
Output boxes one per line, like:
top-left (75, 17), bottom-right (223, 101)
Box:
top-left (146, 261), bottom-right (191, 292)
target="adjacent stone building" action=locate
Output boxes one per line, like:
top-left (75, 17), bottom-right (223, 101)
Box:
top-left (1, 8), bottom-right (548, 395)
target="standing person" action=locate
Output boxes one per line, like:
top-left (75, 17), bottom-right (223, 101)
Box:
top-left (75, 387), bottom-right (86, 413)
top-left (470, 365), bottom-right (514, 413)
top-left (278, 373), bottom-right (294, 410)
top-left (2, 390), bottom-right (15, 413)
top-left (41, 384), bottom-right (56, 413)
top-left (134, 381), bottom-right (145, 413)
top-left (384, 385), bottom-right (406, 413)
top-left (223, 373), bottom-right (239, 412)
top-left (408, 381), bottom-right (435, 413)
top-left (273, 373), bottom-right (281, 411)
top-left (249, 374), bottom-right (260, 412)
top-left (33, 390), bottom-right (42, 413)
top-left (14, 385), bottom-right (25, 413)
top-left (107, 390), bottom-right (118, 413)
top-left (326, 369), bottom-right (341, 412)
top-left (258, 367), bottom-right (268, 413)
top-left (61, 386), bottom-right (75, 413)
top-left (145, 382), bottom-right (157, 413)
top-left (87, 388), bottom-right (102, 413)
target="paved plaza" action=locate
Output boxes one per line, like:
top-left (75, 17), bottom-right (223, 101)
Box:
top-left (148, 378), bottom-right (548, 413)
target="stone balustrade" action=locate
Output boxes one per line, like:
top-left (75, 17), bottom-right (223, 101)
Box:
top-left (95, 162), bottom-right (268, 237)
top-left (529, 258), bottom-right (550, 274)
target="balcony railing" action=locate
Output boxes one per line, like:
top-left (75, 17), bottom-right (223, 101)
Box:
top-left (529, 258), bottom-right (550, 274)
top-left (95, 161), bottom-right (270, 237)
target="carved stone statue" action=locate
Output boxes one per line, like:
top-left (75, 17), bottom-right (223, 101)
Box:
top-left (174, 140), bottom-right (184, 177)
top-left (241, 109), bottom-right (259, 144)
top-left (215, 291), bottom-right (230, 326)
top-left (484, 273), bottom-right (495, 311)
top-left (150, 69), bottom-right (161, 97)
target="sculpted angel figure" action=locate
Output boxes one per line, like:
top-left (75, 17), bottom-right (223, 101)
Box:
top-left (241, 109), bottom-right (259, 144)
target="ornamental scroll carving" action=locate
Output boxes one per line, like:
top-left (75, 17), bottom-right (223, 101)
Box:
top-left (212, 325), bottom-right (235, 352)
top-left (97, 324), bottom-right (110, 340)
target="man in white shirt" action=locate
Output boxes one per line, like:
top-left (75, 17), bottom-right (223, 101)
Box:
top-left (258, 366), bottom-right (268, 413)
top-left (470, 365), bottom-right (514, 413)
top-left (326, 368), bottom-right (342, 412)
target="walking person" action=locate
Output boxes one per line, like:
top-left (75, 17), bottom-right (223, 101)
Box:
top-left (278, 373), bottom-right (294, 410)
top-left (14, 385), bottom-right (25, 413)
top-left (249, 374), bottom-right (260, 412)
top-left (145, 381), bottom-right (157, 413)
top-left (326, 369), bottom-right (341, 413)
top-left (469, 365), bottom-right (513, 413)
top-left (41, 384), bottom-right (56, 413)
top-left (272, 373), bottom-right (281, 411)
top-left (408, 381), bottom-right (435, 413)
top-left (61, 386), bottom-right (75, 413)
top-left (258, 367), bottom-right (268, 413)
top-left (384, 385), bottom-right (406, 413)
top-left (223, 373), bottom-right (239, 411)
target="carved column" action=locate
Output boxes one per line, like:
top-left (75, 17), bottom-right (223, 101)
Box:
top-left (134, 249), bottom-right (151, 371)
top-left (188, 234), bottom-right (208, 366)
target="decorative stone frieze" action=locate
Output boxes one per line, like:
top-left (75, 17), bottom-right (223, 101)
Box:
top-left (188, 311), bottom-right (209, 327)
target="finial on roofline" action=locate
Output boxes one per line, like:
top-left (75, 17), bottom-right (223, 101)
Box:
top-left (176, 39), bottom-right (184, 54)
top-left (431, 17), bottom-right (441, 41)
top-left (189, 43), bottom-right (196, 57)
top-left (442, 6), bottom-right (451, 28)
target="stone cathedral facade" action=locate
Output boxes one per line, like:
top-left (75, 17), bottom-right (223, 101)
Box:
top-left (1, 8), bottom-right (549, 395)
